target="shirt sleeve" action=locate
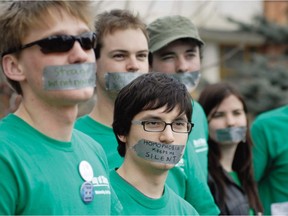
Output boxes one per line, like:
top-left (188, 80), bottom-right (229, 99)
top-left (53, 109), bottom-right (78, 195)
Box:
top-left (251, 119), bottom-right (270, 182)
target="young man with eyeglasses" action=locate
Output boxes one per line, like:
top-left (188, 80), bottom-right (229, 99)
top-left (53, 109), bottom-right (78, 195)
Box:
top-left (0, 2), bottom-right (121, 215)
top-left (111, 72), bottom-right (199, 215)
top-left (147, 15), bottom-right (219, 215)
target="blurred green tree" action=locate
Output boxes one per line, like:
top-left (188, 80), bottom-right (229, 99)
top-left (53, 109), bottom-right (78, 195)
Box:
top-left (225, 15), bottom-right (288, 118)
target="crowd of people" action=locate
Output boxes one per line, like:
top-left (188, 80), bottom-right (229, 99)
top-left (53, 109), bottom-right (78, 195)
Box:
top-left (0, 1), bottom-right (286, 215)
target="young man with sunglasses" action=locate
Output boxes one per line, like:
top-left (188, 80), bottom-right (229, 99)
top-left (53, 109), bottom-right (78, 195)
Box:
top-left (0, 2), bottom-right (121, 215)
top-left (111, 72), bottom-right (199, 215)
top-left (147, 15), bottom-right (220, 215)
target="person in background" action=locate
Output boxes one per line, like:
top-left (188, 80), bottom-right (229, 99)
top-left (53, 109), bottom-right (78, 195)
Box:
top-left (148, 15), bottom-right (219, 215)
top-left (0, 1), bottom-right (121, 214)
top-left (111, 72), bottom-right (199, 215)
top-left (198, 82), bottom-right (263, 215)
top-left (251, 105), bottom-right (288, 215)
top-left (75, 9), bottom-right (149, 169)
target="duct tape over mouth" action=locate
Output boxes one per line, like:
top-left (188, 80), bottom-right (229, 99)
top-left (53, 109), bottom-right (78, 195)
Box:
top-left (105, 72), bottom-right (145, 92)
top-left (43, 63), bottom-right (96, 90)
top-left (131, 139), bottom-right (185, 165)
top-left (215, 126), bottom-right (247, 143)
top-left (171, 71), bottom-right (201, 92)
top-left (104, 71), bottom-right (201, 93)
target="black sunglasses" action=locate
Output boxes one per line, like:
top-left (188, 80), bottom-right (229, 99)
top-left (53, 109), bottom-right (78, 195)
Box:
top-left (2, 32), bottom-right (96, 57)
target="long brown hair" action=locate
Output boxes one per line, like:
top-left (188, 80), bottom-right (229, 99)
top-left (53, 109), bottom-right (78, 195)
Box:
top-left (198, 82), bottom-right (263, 213)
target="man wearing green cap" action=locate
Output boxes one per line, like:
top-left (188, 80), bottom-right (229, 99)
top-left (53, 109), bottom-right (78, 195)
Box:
top-left (148, 15), bottom-right (219, 215)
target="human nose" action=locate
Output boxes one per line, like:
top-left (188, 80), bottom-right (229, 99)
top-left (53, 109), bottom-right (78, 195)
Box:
top-left (159, 124), bottom-right (175, 143)
top-left (226, 113), bottom-right (236, 127)
top-left (68, 41), bottom-right (91, 64)
top-left (126, 56), bottom-right (140, 72)
top-left (176, 56), bottom-right (189, 73)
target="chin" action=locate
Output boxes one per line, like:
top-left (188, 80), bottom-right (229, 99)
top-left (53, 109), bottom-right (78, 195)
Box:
top-left (71, 88), bottom-right (94, 101)
top-left (220, 141), bottom-right (239, 146)
top-left (151, 161), bottom-right (175, 171)
top-left (51, 88), bottom-right (94, 105)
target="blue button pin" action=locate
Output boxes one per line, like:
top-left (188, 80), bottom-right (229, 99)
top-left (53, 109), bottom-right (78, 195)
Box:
top-left (80, 181), bottom-right (94, 204)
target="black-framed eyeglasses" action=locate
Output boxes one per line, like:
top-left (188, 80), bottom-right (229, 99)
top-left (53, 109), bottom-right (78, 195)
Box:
top-left (1, 32), bottom-right (97, 57)
top-left (132, 119), bottom-right (194, 133)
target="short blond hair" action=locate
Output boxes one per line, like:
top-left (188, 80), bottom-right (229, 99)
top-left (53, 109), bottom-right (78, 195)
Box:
top-left (0, 1), bottom-right (97, 94)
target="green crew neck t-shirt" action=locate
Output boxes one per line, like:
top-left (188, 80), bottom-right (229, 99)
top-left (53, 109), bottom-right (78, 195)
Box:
top-left (110, 169), bottom-right (199, 215)
top-left (0, 114), bottom-right (121, 215)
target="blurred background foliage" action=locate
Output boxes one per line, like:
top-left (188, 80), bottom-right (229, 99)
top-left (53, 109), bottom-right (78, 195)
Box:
top-left (221, 15), bottom-right (288, 118)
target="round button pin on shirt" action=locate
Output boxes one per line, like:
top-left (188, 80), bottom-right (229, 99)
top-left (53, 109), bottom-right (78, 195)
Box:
top-left (80, 181), bottom-right (94, 203)
top-left (79, 160), bottom-right (94, 182)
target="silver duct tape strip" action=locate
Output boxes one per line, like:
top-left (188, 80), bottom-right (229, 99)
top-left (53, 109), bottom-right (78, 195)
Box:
top-left (132, 139), bottom-right (185, 165)
top-left (215, 126), bottom-right (247, 143)
top-left (171, 71), bottom-right (201, 92)
top-left (105, 72), bottom-right (144, 91)
top-left (43, 63), bottom-right (96, 90)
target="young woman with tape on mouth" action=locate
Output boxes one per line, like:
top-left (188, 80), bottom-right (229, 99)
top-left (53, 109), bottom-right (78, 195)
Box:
top-left (198, 82), bottom-right (263, 215)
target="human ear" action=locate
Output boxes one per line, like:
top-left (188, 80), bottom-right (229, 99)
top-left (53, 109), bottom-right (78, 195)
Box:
top-left (118, 135), bottom-right (127, 143)
top-left (2, 55), bottom-right (25, 82)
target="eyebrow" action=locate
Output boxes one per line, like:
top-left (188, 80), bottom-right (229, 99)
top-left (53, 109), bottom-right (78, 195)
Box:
top-left (185, 48), bottom-right (197, 53)
top-left (138, 50), bottom-right (149, 53)
top-left (233, 108), bottom-right (245, 112)
top-left (158, 51), bottom-right (175, 57)
top-left (158, 48), bottom-right (197, 57)
top-left (108, 49), bottom-right (149, 56)
top-left (140, 114), bottom-right (187, 121)
top-left (109, 49), bottom-right (128, 54)
top-left (111, 49), bottom-right (149, 53)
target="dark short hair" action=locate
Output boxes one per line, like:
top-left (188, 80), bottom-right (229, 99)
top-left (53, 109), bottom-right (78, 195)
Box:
top-left (112, 72), bottom-right (192, 157)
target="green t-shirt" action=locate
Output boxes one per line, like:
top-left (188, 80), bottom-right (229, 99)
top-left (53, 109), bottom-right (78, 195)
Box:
top-left (110, 169), bottom-right (199, 215)
top-left (0, 114), bottom-right (121, 215)
top-left (75, 115), bottom-right (123, 170)
top-left (251, 106), bottom-right (288, 215)
top-left (75, 101), bottom-right (219, 215)
top-left (188, 101), bottom-right (209, 177)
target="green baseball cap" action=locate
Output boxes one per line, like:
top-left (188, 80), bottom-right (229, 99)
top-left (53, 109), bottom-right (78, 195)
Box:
top-left (147, 15), bottom-right (204, 53)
